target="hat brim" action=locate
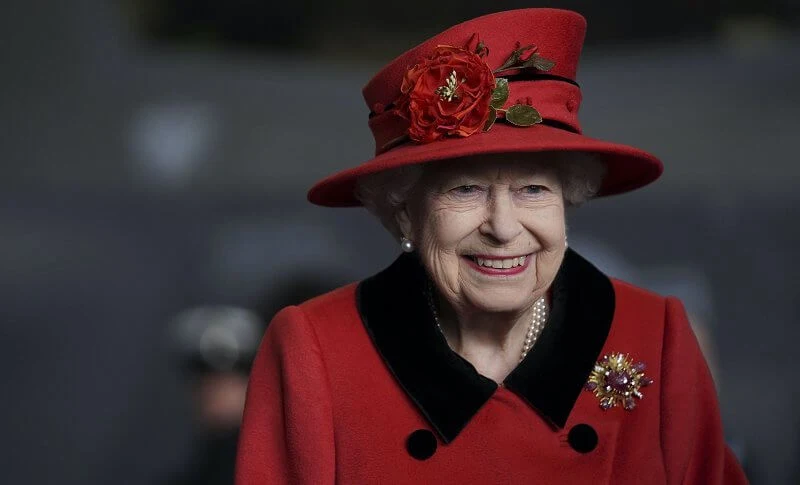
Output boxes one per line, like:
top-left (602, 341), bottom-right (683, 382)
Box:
top-left (307, 123), bottom-right (663, 207)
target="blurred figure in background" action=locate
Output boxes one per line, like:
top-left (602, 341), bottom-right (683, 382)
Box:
top-left (165, 306), bottom-right (262, 485)
top-left (165, 275), bottom-right (345, 485)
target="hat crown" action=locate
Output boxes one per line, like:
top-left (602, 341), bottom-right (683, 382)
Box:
top-left (363, 9), bottom-right (587, 110)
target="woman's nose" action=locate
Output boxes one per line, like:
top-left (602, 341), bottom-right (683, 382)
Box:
top-left (480, 192), bottom-right (523, 243)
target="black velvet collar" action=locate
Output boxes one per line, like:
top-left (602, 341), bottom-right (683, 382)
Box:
top-left (356, 249), bottom-right (615, 444)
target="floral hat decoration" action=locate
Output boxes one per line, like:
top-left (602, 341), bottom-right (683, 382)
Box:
top-left (308, 8), bottom-right (663, 207)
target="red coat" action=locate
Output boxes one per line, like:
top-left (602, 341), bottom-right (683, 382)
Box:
top-left (236, 250), bottom-right (748, 484)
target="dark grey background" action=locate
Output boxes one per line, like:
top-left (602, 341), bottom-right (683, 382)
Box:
top-left (2, 1), bottom-right (798, 483)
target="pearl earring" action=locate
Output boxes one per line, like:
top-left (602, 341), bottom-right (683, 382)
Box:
top-left (565, 237), bottom-right (569, 249)
top-left (400, 237), bottom-right (415, 253)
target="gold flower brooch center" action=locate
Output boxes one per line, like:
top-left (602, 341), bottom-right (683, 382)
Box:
top-left (585, 353), bottom-right (654, 411)
top-left (434, 70), bottom-right (465, 102)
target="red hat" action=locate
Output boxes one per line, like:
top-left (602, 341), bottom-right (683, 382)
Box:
top-left (308, 8), bottom-right (662, 207)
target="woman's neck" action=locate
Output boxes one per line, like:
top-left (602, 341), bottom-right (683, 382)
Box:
top-left (435, 297), bottom-right (538, 383)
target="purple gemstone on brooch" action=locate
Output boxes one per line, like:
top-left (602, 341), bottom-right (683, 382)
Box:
top-left (606, 370), bottom-right (630, 393)
top-left (584, 382), bottom-right (597, 391)
top-left (633, 362), bottom-right (646, 373)
top-left (623, 397), bottom-right (636, 410)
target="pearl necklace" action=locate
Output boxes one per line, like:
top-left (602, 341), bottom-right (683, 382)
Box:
top-left (425, 282), bottom-right (549, 362)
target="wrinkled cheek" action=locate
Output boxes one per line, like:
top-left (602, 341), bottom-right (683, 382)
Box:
top-left (532, 239), bottom-right (566, 291)
top-left (539, 207), bottom-right (567, 249)
top-left (413, 245), bottom-right (459, 308)
top-left (412, 218), bottom-right (463, 301)
top-left (522, 201), bottom-right (565, 243)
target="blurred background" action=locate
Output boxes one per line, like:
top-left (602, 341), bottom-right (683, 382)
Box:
top-left (2, 0), bottom-right (798, 483)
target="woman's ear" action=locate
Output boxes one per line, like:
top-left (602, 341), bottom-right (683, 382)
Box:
top-left (395, 204), bottom-right (413, 241)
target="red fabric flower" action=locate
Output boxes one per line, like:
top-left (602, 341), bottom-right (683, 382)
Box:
top-left (395, 46), bottom-right (495, 143)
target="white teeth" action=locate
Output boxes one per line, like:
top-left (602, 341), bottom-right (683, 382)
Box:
top-left (473, 256), bottom-right (527, 269)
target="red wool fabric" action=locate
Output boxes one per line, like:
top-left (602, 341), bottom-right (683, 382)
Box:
top-left (236, 281), bottom-right (748, 484)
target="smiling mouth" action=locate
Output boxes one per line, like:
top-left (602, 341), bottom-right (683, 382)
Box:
top-left (464, 254), bottom-right (529, 270)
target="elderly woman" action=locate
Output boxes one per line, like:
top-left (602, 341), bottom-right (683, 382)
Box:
top-left (236, 8), bottom-right (748, 485)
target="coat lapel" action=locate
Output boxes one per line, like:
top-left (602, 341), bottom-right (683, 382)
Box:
top-left (356, 249), bottom-right (615, 443)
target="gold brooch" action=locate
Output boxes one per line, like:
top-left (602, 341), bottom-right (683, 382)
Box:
top-left (585, 353), bottom-right (653, 411)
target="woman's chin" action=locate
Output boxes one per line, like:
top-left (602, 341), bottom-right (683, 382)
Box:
top-left (461, 292), bottom-right (534, 315)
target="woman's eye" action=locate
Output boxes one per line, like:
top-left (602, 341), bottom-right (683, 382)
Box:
top-left (451, 185), bottom-right (480, 194)
top-left (521, 185), bottom-right (545, 195)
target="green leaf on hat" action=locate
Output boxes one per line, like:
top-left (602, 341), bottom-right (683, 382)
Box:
top-left (490, 78), bottom-right (509, 109)
top-left (483, 107), bottom-right (497, 131)
top-left (494, 44), bottom-right (535, 73)
top-left (475, 40), bottom-right (489, 57)
top-left (494, 43), bottom-right (557, 74)
top-left (505, 104), bottom-right (542, 126)
top-left (522, 54), bottom-right (556, 72)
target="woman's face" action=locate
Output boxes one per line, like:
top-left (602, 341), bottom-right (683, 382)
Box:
top-left (398, 155), bottom-right (566, 315)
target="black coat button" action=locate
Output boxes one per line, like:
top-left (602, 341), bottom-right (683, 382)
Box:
top-left (406, 429), bottom-right (437, 460)
top-left (568, 424), bottom-right (598, 453)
